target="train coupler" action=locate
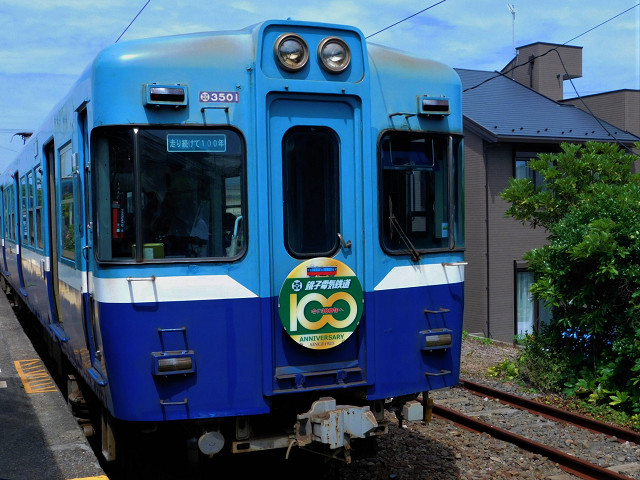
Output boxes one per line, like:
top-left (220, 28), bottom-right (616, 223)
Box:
top-left (295, 397), bottom-right (379, 455)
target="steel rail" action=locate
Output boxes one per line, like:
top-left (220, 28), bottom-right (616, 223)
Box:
top-left (432, 403), bottom-right (634, 480)
top-left (460, 378), bottom-right (640, 444)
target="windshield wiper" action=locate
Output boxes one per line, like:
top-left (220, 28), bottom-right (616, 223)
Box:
top-left (388, 200), bottom-right (421, 262)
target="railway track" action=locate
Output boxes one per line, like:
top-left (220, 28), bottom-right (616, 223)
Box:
top-left (431, 378), bottom-right (640, 480)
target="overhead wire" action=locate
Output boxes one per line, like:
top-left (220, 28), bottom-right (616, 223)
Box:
top-left (115, 0), bottom-right (152, 43)
top-left (460, 2), bottom-right (640, 154)
top-left (553, 49), bottom-right (639, 155)
top-left (463, 3), bottom-right (640, 93)
top-left (559, 3), bottom-right (640, 153)
top-left (366, 0), bottom-right (448, 39)
top-left (5, 2), bottom-right (637, 154)
top-left (563, 3), bottom-right (639, 45)
top-left (364, 1), bottom-right (638, 114)
top-left (2, 3), bottom-right (154, 158)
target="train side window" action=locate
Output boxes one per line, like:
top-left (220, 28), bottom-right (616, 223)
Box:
top-left (59, 143), bottom-right (76, 260)
top-left (2, 188), bottom-right (9, 240)
top-left (35, 168), bottom-right (44, 250)
top-left (27, 170), bottom-right (35, 247)
top-left (379, 132), bottom-right (463, 254)
top-left (12, 184), bottom-right (17, 241)
top-left (20, 175), bottom-right (28, 245)
top-left (282, 126), bottom-right (340, 258)
top-left (93, 128), bottom-right (135, 261)
top-left (7, 184), bottom-right (15, 241)
top-left (11, 184), bottom-right (16, 241)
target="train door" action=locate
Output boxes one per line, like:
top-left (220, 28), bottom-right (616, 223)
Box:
top-left (77, 107), bottom-right (104, 378)
top-left (2, 184), bottom-right (17, 279)
top-left (15, 172), bottom-right (27, 295)
top-left (1, 186), bottom-right (7, 276)
top-left (44, 141), bottom-right (64, 331)
top-left (266, 96), bottom-right (367, 392)
top-left (18, 170), bottom-right (41, 305)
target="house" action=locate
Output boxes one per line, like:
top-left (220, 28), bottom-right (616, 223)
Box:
top-left (457, 43), bottom-right (640, 342)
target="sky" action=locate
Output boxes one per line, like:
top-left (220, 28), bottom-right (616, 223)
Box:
top-left (0, 0), bottom-right (638, 171)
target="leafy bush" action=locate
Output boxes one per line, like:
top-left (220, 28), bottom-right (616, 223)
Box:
top-left (500, 142), bottom-right (640, 416)
top-left (487, 358), bottom-right (519, 381)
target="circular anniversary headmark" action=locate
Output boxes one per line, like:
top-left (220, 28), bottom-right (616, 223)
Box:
top-left (278, 258), bottom-right (363, 350)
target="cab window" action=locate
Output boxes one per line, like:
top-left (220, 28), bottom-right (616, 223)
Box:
top-left (379, 132), bottom-right (463, 255)
top-left (93, 127), bottom-right (246, 262)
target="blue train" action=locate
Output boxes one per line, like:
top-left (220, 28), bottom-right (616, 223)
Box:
top-left (1, 19), bottom-right (464, 469)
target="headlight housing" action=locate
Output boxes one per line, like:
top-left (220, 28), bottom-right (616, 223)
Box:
top-left (274, 33), bottom-right (309, 72)
top-left (318, 37), bottom-right (351, 73)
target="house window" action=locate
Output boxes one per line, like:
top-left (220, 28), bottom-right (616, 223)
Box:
top-left (515, 152), bottom-right (544, 188)
top-left (515, 261), bottom-right (552, 339)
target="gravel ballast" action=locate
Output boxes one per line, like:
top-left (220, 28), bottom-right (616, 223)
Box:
top-left (331, 337), bottom-right (640, 480)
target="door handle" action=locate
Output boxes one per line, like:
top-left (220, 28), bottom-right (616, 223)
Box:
top-left (337, 233), bottom-right (351, 250)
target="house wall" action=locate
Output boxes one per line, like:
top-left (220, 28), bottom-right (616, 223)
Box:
top-left (562, 90), bottom-right (640, 172)
top-left (462, 132), bottom-right (488, 336)
top-left (503, 43), bottom-right (582, 101)
top-left (464, 139), bottom-right (550, 343)
top-left (562, 90), bottom-right (640, 138)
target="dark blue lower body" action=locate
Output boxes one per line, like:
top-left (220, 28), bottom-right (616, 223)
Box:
top-left (95, 281), bottom-right (463, 422)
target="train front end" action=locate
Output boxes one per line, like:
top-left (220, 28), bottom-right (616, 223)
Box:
top-left (86, 19), bottom-right (464, 463)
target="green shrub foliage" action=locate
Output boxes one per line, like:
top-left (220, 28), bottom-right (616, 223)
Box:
top-left (501, 142), bottom-right (640, 413)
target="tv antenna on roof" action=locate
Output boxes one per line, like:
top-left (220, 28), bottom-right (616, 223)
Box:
top-left (508, 4), bottom-right (517, 56)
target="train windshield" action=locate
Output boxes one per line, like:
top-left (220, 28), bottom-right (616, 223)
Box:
top-left (93, 127), bottom-right (246, 262)
top-left (379, 131), bottom-right (463, 254)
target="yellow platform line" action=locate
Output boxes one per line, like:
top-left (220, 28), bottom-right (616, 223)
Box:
top-left (14, 359), bottom-right (58, 394)
top-left (67, 477), bottom-right (110, 480)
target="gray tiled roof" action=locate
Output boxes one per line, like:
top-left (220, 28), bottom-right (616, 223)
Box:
top-left (455, 68), bottom-right (640, 144)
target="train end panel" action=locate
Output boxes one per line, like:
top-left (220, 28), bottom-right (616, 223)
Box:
top-left (90, 272), bottom-right (269, 421)
top-left (368, 262), bottom-right (465, 398)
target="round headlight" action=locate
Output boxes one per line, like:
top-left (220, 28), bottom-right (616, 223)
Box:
top-left (318, 37), bottom-right (351, 73)
top-left (274, 33), bottom-right (309, 72)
